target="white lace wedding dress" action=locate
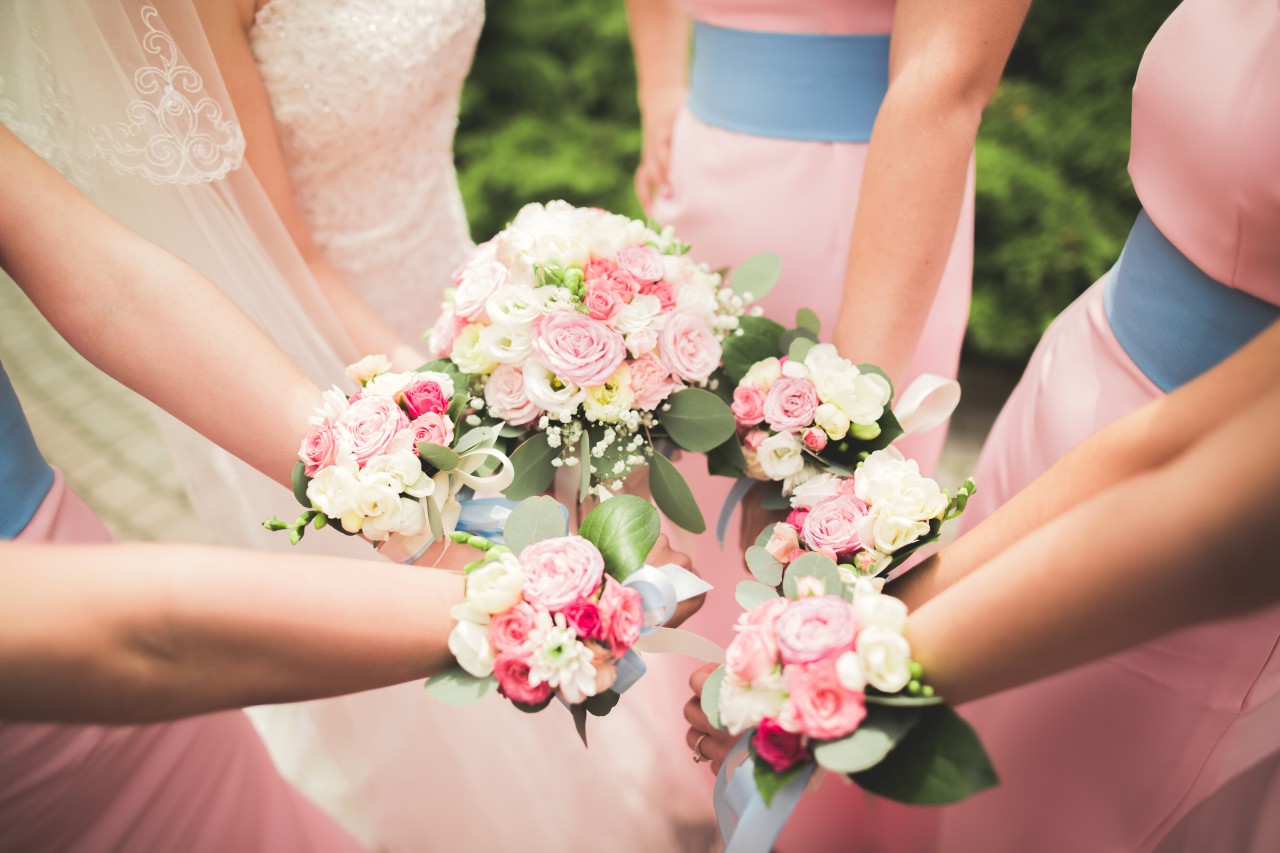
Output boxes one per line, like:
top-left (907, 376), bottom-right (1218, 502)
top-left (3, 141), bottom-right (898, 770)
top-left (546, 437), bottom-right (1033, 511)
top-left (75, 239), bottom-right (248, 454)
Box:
top-left (245, 2), bottom-right (716, 850)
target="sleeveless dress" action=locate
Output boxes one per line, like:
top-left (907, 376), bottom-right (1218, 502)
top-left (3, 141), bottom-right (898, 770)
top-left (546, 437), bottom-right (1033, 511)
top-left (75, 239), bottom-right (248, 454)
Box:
top-left (941, 2), bottom-right (1280, 849)
top-left (0, 364), bottom-right (364, 853)
top-left (246, 3), bottom-right (716, 850)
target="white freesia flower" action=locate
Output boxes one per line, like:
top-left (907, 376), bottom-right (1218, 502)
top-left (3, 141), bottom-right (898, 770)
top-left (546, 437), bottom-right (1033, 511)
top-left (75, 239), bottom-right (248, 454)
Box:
top-left (352, 472), bottom-right (409, 541)
top-left (613, 293), bottom-right (663, 334)
top-left (813, 403), bottom-right (850, 441)
top-left (311, 385), bottom-right (351, 425)
top-left (844, 372), bottom-right (893, 425)
top-left (531, 285), bottom-right (578, 314)
top-left (741, 357), bottom-right (782, 391)
top-left (479, 324), bottom-right (533, 365)
top-left (450, 323), bottom-right (499, 375)
top-left (345, 354), bottom-right (392, 385)
top-left (783, 463), bottom-right (821, 496)
top-left (527, 612), bottom-right (598, 704)
top-left (449, 620), bottom-right (495, 678)
top-left (856, 626), bottom-right (912, 693)
top-left (306, 462), bottom-right (361, 529)
top-left (485, 284), bottom-right (541, 326)
top-left (719, 671), bottom-right (788, 736)
top-left (450, 599), bottom-right (490, 626)
top-left (788, 472), bottom-right (842, 508)
top-left (853, 587), bottom-right (908, 633)
top-left (466, 552), bottom-right (525, 614)
top-left (780, 359), bottom-right (809, 380)
top-left (856, 503), bottom-right (930, 554)
top-left (757, 431), bottom-right (806, 480)
top-left (362, 371), bottom-right (416, 399)
top-left (804, 344), bottom-right (891, 424)
top-left (523, 362), bottom-right (586, 416)
top-left (854, 450), bottom-right (947, 520)
top-left (835, 651), bottom-right (866, 692)
top-left (365, 449), bottom-right (435, 499)
top-left (625, 328), bottom-right (659, 358)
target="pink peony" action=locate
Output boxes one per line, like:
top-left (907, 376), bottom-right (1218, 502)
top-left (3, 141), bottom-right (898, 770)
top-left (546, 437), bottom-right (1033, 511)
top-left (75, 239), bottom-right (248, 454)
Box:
top-left (629, 353), bottom-right (678, 411)
top-left (531, 313), bottom-right (627, 387)
top-left (659, 310), bottom-right (722, 384)
top-left (494, 650), bottom-right (553, 706)
top-left (774, 595), bottom-right (858, 665)
top-left (599, 576), bottom-right (644, 652)
top-left (764, 522), bottom-right (804, 565)
top-left (802, 427), bottom-right (828, 453)
top-left (409, 412), bottom-right (455, 451)
top-left (520, 536), bottom-right (606, 611)
top-left (453, 259), bottom-right (508, 320)
top-left (483, 365), bottom-right (543, 426)
top-left (489, 602), bottom-right (538, 652)
top-left (583, 283), bottom-right (623, 322)
top-left (298, 422), bottom-right (338, 478)
top-left (782, 659), bottom-right (867, 740)
top-left (752, 717), bottom-right (812, 773)
top-left (725, 625), bottom-right (779, 682)
top-left (643, 279), bottom-right (677, 312)
top-left (563, 598), bottom-right (606, 642)
top-left (801, 495), bottom-right (869, 556)
top-left (617, 245), bottom-right (665, 282)
top-left (763, 378), bottom-right (820, 433)
top-left (401, 378), bottom-right (450, 419)
top-left (426, 305), bottom-right (466, 359)
top-left (335, 396), bottom-right (410, 465)
top-left (739, 596), bottom-right (789, 632)
top-left (731, 385), bottom-right (767, 428)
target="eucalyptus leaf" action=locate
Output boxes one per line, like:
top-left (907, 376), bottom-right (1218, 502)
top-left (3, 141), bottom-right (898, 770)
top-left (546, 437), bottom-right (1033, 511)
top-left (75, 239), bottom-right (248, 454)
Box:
top-left (851, 706), bottom-right (998, 805)
top-left (417, 442), bottom-right (460, 472)
top-left (813, 706), bottom-right (921, 774)
top-left (700, 665), bottom-right (726, 730)
top-left (796, 307), bottom-right (821, 335)
top-left (788, 335), bottom-right (818, 364)
top-left (706, 437), bottom-right (747, 478)
top-left (731, 252), bottom-right (782, 302)
top-left (499, 423), bottom-right (527, 439)
top-left (424, 667), bottom-right (497, 706)
top-left (736, 579), bottom-right (781, 610)
top-left (745, 545), bottom-right (784, 586)
top-left (425, 494), bottom-right (444, 542)
top-left (503, 433), bottom-right (558, 500)
top-left (753, 754), bottom-right (806, 807)
top-left (584, 689), bottom-right (621, 717)
top-left (447, 393), bottom-right (468, 423)
top-left (779, 327), bottom-right (819, 357)
top-left (648, 451), bottom-right (706, 533)
top-left (864, 693), bottom-right (946, 708)
top-left (662, 388), bottom-right (737, 452)
top-left (761, 485), bottom-right (789, 510)
top-left (754, 522), bottom-right (778, 548)
top-left (291, 460), bottom-right (311, 508)
top-left (782, 552), bottom-right (843, 597)
top-left (455, 424), bottom-right (499, 456)
top-left (579, 494), bottom-right (661, 581)
top-left (503, 495), bottom-right (569, 554)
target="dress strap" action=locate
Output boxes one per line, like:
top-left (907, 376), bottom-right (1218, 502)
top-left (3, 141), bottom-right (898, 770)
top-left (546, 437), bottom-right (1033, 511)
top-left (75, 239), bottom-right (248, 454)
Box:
top-left (0, 361), bottom-right (54, 539)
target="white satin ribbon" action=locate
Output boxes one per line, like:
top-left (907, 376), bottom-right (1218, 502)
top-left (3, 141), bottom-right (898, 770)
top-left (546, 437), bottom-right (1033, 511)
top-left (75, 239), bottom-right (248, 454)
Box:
top-left (892, 373), bottom-right (961, 438)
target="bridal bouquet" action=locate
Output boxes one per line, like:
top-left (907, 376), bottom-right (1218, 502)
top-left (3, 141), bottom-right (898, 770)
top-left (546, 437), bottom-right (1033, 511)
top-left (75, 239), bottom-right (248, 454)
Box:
top-left (263, 355), bottom-right (513, 557)
top-left (423, 200), bottom-right (782, 533)
top-left (426, 495), bottom-right (714, 741)
top-left (703, 576), bottom-right (995, 852)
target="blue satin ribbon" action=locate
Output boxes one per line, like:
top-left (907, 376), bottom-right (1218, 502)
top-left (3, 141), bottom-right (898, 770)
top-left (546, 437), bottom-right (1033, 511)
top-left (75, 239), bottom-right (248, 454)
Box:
top-left (453, 489), bottom-right (522, 546)
top-left (716, 477), bottom-right (759, 546)
top-left (714, 733), bottom-right (816, 853)
top-left (1104, 209), bottom-right (1279, 393)
top-left (689, 22), bottom-right (890, 143)
top-left (0, 362), bottom-right (53, 539)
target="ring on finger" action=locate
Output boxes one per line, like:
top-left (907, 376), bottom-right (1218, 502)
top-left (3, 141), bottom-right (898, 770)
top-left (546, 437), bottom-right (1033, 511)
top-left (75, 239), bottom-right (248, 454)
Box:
top-left (692, 733), bottom-right (710, 764)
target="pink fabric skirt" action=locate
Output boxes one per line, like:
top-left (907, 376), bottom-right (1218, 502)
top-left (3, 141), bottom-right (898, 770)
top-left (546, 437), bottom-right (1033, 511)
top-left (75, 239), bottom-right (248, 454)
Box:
top-left (0, 472), bottom-right (363, 853)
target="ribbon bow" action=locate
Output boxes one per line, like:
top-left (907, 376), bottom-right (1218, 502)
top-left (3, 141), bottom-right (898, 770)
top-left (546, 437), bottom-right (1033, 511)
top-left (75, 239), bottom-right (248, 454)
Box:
top-left (714, 734), bottom-right (816, 853)
top-left (607, 563), bottom-right (722, 694)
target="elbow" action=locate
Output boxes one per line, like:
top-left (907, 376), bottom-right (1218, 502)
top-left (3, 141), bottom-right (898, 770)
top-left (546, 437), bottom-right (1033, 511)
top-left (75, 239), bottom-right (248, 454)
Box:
top-left (884, 59), bottom-right (1001, 144)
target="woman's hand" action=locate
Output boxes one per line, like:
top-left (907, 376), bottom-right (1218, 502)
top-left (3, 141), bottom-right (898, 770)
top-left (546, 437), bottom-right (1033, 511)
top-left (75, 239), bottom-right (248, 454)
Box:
top-left (634, 85), bottom-right (685, 212)
top-left (684, 662), bottom-right (737, 774)
top-left (650, 533), bottom-right (706, 627)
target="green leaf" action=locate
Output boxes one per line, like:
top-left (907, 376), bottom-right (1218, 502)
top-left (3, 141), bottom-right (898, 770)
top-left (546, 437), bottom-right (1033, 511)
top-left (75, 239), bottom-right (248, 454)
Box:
top-left (851, 706), bottom-right (998, 805)
top-left (864, 693), bottom-right (946, 708)
top-left (579, 494), bottom-right (661, 581)
top-left (417, 442), bottom-right (460, 472)
top-left (571, 703), bottom-right (590, 747)
top-left (722, 316), bottom-right (786, 383)
top-left (700, 665), bottom-right (726, 730)
top-left (745, 545), bottom-right (784, 586)
top-left (779, 327), bottom-right (819, 358)
top-left (661, 388), bottom-right (737, 452)
top-left (502, 433), bottom-right (558, 500)
top-left (706, 437), bottom-right (747, 478)
top-left (291, 460), bottom-right (311, 508)
top-left (455, 424), bottom-right (499, 456)
top-left (584, 689), bottom-right (621, 717)
top-left (731, 252), bottom-right (782, 302)
top-left (796, 307), bottom-right (821, 335)
top-left (787, 334), bottom-right (818, 363)
top-left (648, 451), bottom-right (706, 533)
top-left (761, 485), bottom-right (790, 510)
top-left (753, 752), bottom-right (807, 807)
top-left (782, 552), bottom-right (843, 598)
top-left (736, 579), bottom-right (781, 610)
top-left (754, 522), bottom-right (778, 548)
top-left (425, 493), bottom-right (444, 542)
top-left (813, 705), bottom-right (922, 774)
top-left (503, 495), bottom-right (569, 554)
top-left (499, 423), bottom-right (527, 439)
top-left (424, 667), bottom-right (497, 706)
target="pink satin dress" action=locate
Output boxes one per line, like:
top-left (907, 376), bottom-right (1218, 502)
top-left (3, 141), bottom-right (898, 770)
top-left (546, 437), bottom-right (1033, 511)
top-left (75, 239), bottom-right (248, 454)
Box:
top-left (0, 471), bottom-right (364, 852)
top-left (942, 1), bottom-right (1280, 850)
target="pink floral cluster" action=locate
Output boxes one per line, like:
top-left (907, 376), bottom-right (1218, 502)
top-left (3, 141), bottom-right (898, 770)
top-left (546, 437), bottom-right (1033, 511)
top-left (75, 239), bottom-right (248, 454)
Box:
top-left (448, 536), bottom-right (648, 708)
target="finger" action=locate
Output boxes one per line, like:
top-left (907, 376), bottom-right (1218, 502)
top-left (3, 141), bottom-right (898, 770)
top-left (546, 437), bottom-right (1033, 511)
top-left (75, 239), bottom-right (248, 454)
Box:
top-left (683, 695), bottom-right (711, 730)
top-left (634, 164), bottom-right (654, 211)
top-left (670, 591), bottom-right (705, 627)
top-left (689, 661), bottom-right (717, 694)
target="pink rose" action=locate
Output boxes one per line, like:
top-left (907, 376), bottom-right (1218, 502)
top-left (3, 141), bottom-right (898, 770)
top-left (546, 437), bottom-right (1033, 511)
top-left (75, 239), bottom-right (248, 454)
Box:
top-left (531, 313), bottom-right (626, 387)
top-left (601, 269), bottom-right (641, 303)
top-left (453, 259), bottom-right (508, 321)
top-left (335, 396), bottom-right (410, 465)
top-left (785, 507), bottom-right (810, 530)
top-left (520, 536), bottom-right (606, 611)
top-left (774, 595), bottom-right (858, 665)
top-left (659, 310), bottom-right (722, 384)
top-left (402, 378), bottom-right (450, 419)
top-left (743, 428), bottom-right (768, 451)
top-left (752, 717), bottom-right (812, 773)
top-left (298, 422), bottom-right (338, 478)
top-left (764, 522), bottom-right (803, 565)
top-left (642, 279), bottom-right (677, 312)
top-left (763, 378), bottom-right (820, 433)
top-left (409, 412), bottom-right (455, 450)
top-left (563, 598), bottom-right (606, 642)
top-left (588, 642), bottom-right (618, 693)
top-left (483, 365), bottom-right (543, 426)
top-left (628, 353), bottom-right (678, 411)
top-left (583, 283), bottom-right (623, 322)
top-left (801, 495), bottom-right (869, 556)
top-left (802, 427), bottom-right (828, 453)
top-left (617, 245), bottom-right (665, 282)
top-left (583, 256), bottom-right (616, 283)
top-left (725, 625), bottom-right (779, 682)
top-left (599, 576), bottom-right (644, 652)
top-left (782, 659), bottom-right (867, 740)
top-left (489, 602), bottom-right (538, 652)
top-left (731, 385), bottom-right (767, 428)
top-left (494, 650), bottom-right (553, 707)
top-left (426, 305), bottom-right (466, 359)
top-left (739, 596), bottom-right (789, 631)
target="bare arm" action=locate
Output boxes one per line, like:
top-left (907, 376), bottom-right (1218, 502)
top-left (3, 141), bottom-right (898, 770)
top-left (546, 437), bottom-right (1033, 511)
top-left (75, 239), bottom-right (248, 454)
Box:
top-left (0, 541), bottom-right (464, 722)
top-left (626, 0), bottom-right (690, 211)
top-left (834, 0), bottom-right (1030, 383)
top-left (194, 0), bottom-right (424, 368)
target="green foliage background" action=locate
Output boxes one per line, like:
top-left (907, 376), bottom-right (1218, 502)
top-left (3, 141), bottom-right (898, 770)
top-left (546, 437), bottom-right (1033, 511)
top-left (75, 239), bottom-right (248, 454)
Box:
top-left (456, 0), bottom-right (1180, 365)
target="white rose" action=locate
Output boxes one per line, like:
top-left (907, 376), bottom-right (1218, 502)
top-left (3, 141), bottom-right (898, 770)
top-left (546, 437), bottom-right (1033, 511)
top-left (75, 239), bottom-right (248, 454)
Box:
top-left (363, 371), bottom-right (416, 399)
top-left (788, 472), bottom-right (842, 508)
top-left (523, 362), bottom-right (586, 416)
top-left (454, 259), bottom-right (509, 321)
top-left (450, 323), bottom-right (499, 376)
top-left (853, 588), bottom-right (908, 633)
top-left (780, 359), bottom-right (809, 380)
top-left (719, 672), bottom-right (788, 736)
top-left (306, 463), bottom-right (360, 528)
top-left (757, 431), bottom-right (805, 480)
top-left (853, 449), bottom-right (912, 504)
top-left (613, 293), bottom-right (663, 334)
top-left (856, 503), bottom-right (930, 554)
top-left (856, 626), bottom-right (912, 693)
top-left (448, 620), bottom-right (495, 678)
top-left (345, 354), bottom-right (392, 385)
top-left (835, 651), bottom-right (866, 692)
top-left (813, 403), bottom-right (850, 441)
top-left (741, 357), bottom-right (782, 391)
top-left (466, 552), bottom-right (525, 614)
top-left (478, 324), bottom-right (533, 365)
top-left (485, 284), bottom-right (541, 326)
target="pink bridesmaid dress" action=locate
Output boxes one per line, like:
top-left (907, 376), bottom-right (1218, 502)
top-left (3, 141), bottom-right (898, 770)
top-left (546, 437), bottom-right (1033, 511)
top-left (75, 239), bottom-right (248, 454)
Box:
top-left (942, 1), bottom-right (1280, 849)
top-left (0, 364), bottom-right (363, 853)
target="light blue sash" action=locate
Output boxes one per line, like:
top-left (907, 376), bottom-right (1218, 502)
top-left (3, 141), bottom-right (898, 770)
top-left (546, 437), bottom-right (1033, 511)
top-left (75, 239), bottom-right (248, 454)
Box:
top-left (688, 22), bottom-right (889, 143)
top-left (0, 362), bottom-right (54, 539)
top-left (1104, 210), bottom-right (1279, 393)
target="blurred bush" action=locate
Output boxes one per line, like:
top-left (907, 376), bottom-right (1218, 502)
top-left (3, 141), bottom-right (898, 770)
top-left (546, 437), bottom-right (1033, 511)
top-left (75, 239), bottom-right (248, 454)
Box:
top-left (456, 0), bottom-right (1179, 365)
